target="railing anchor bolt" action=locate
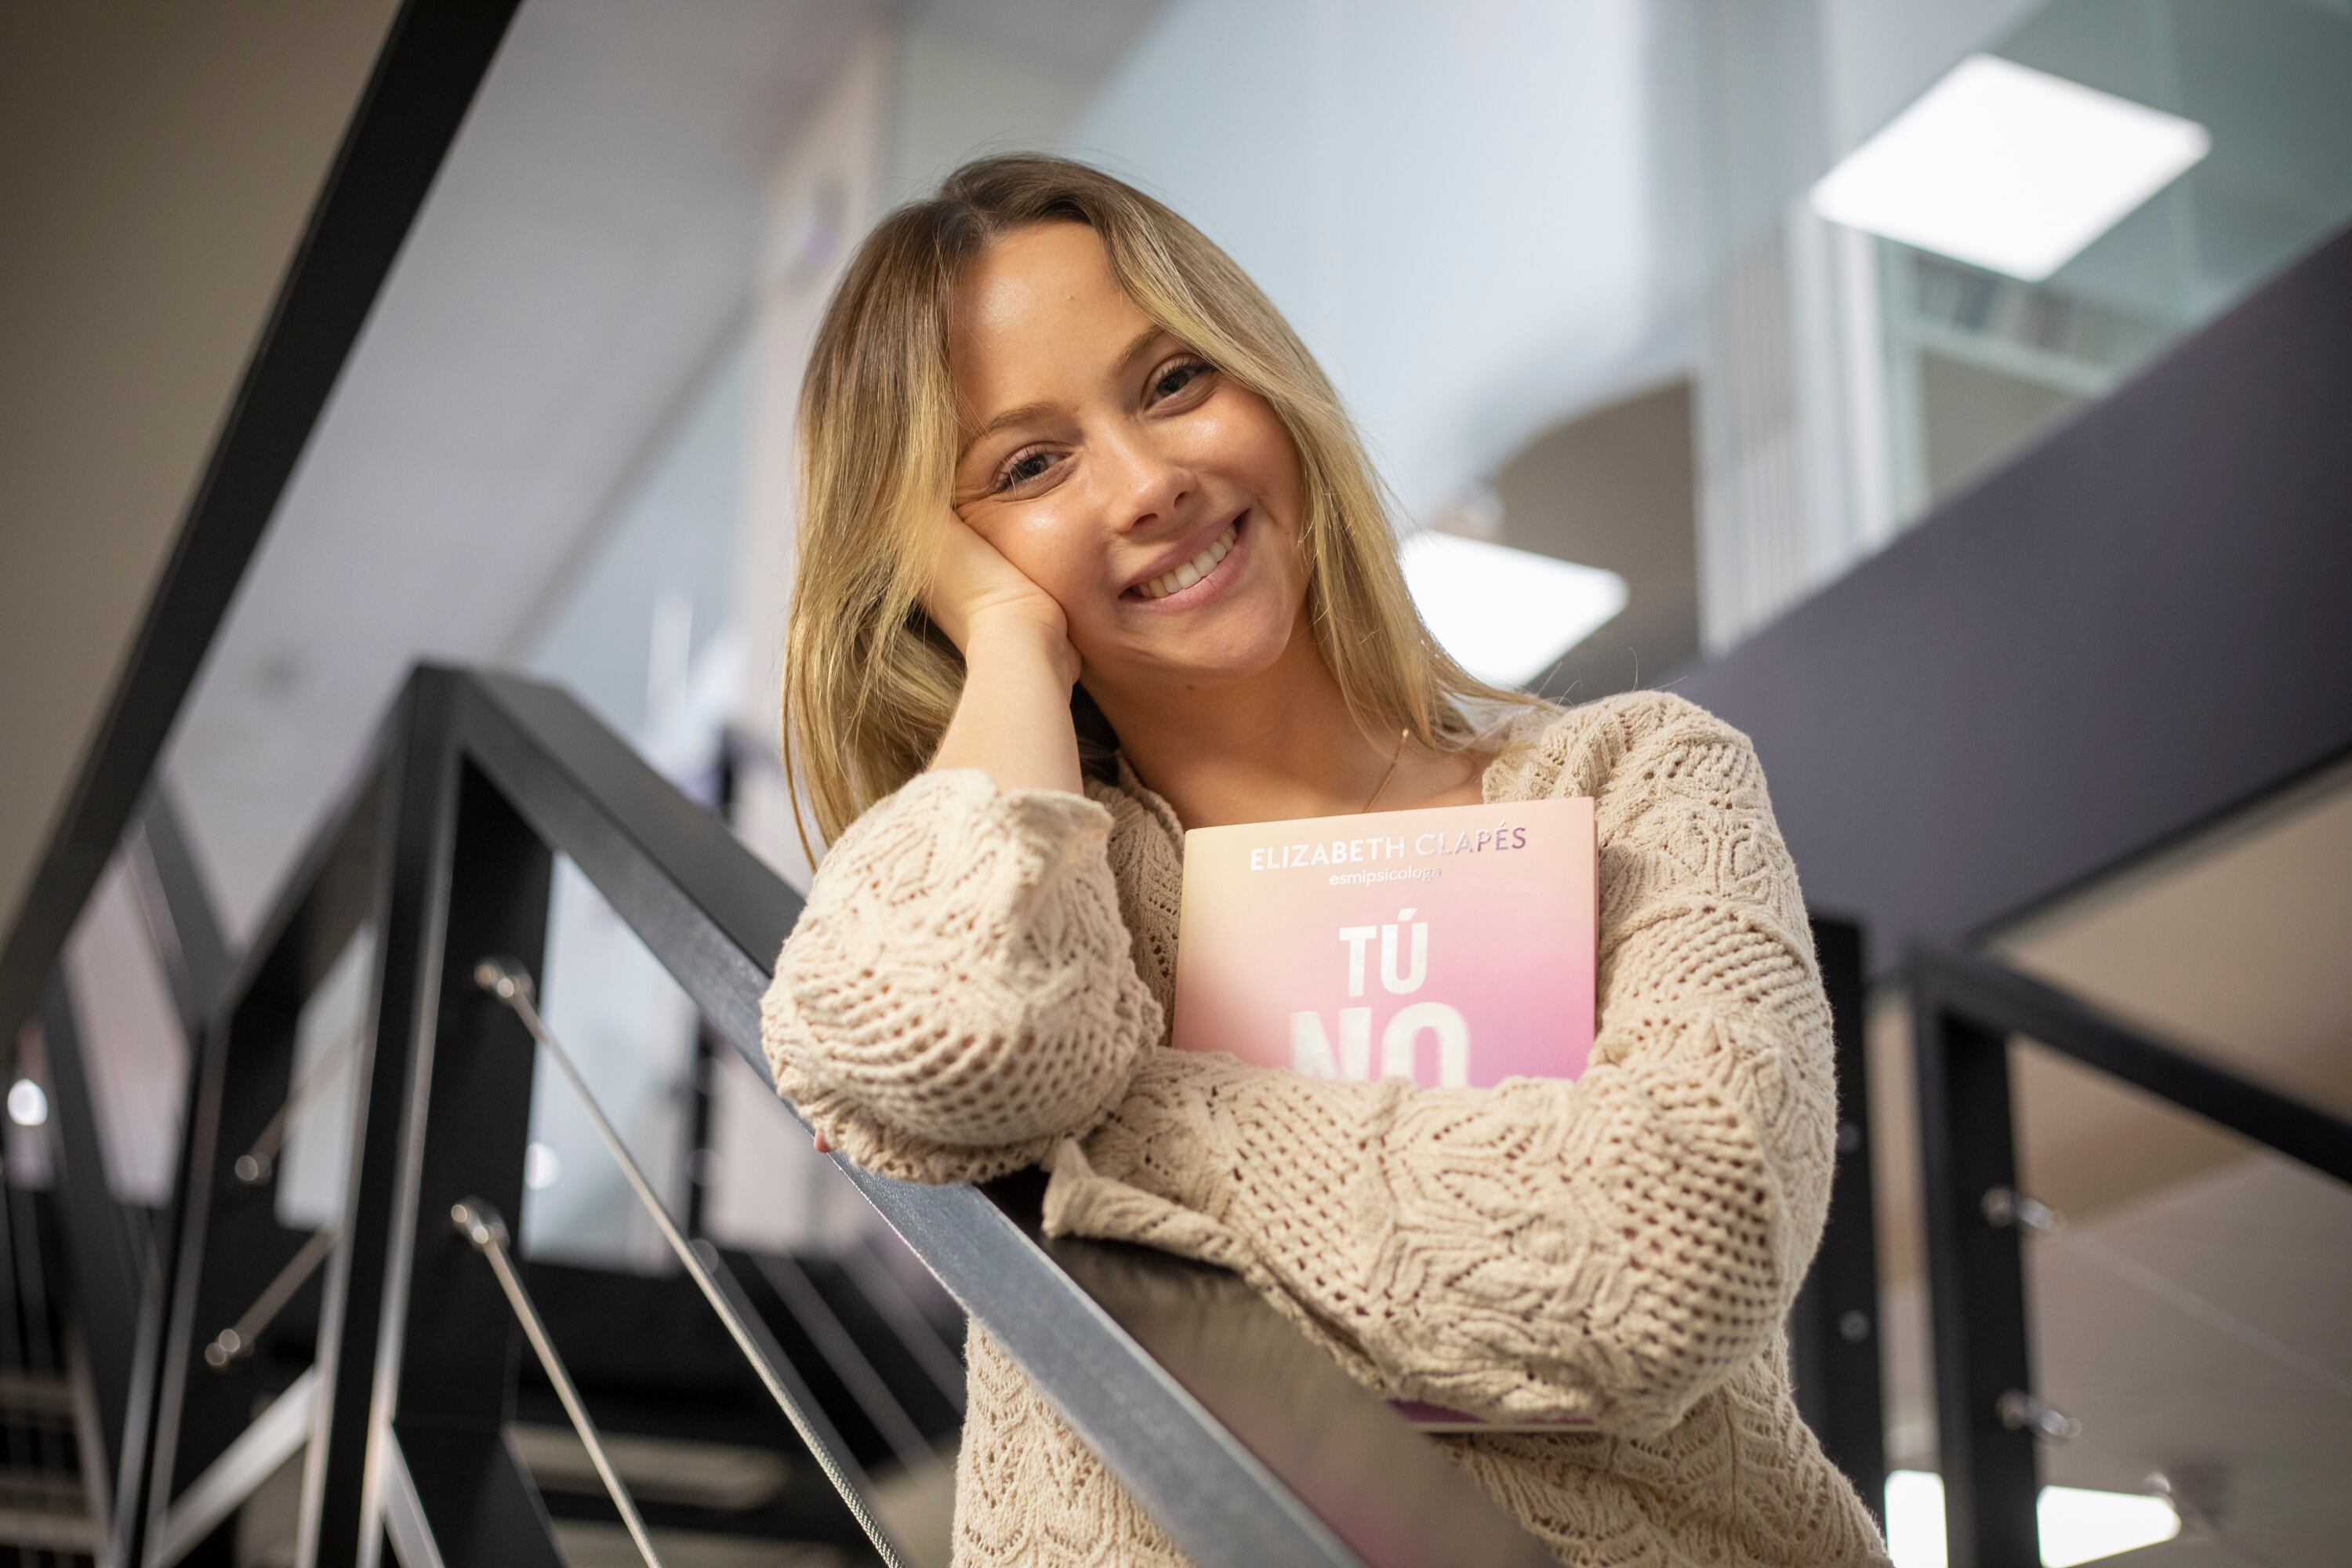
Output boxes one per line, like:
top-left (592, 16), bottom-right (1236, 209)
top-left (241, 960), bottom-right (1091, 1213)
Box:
top-left (1997, 1389), bottom-right (2080, 1442)
top-left (198, 1225), bottom-right (336, 1374)
top-left (1981, 1185), bottom-right (2066, 1236)
top-left (452, 1197), bottom-right (510, 1250)
top-left (473, 957), bottom-right (535, 1004)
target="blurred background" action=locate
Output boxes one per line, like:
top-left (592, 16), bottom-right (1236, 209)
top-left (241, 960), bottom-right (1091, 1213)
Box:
top-left (4, 2), bottom-right (2349, 1565)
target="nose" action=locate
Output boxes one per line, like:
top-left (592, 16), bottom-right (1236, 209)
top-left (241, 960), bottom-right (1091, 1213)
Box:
top-left (1096, 422), bottom-right (1196, 536)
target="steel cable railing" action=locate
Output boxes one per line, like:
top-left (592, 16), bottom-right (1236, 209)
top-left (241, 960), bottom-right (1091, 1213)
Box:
top-left (749, 1250), bottom-right (932, 1473)
top-left (471, 956), bottom-right (913, 1568)
top-left (450, 1197), bottom-right (665, 1564)
top-left (195, 1012), bottom-right (357, 1368)
top-left (201, 1225), bottom-right (336, 1370)
top-left (230, 1023), bottom-right (359, 1188)
top-left (837, 1229), bottom-right (967, 1414)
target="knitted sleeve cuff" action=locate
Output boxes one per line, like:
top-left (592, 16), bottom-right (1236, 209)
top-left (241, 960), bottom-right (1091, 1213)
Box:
top-left (762, 768), bottom-right (1161, 1174)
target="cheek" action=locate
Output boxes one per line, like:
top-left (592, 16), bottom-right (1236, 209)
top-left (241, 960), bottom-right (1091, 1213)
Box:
top-left (982, 506), bottom-right (1098, 607)
top-left (1191, 392), bottom-right (1306, 524)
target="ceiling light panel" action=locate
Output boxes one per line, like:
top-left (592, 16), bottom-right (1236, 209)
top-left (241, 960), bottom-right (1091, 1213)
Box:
top-left (1399, 531), bottom-right (1628, 689)
top-left (1811, 54), bottom-right (2211, 281)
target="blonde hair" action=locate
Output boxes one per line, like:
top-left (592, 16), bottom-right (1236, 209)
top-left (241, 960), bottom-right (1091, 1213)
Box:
top-left (782, 154), bottom-right (1534, 851)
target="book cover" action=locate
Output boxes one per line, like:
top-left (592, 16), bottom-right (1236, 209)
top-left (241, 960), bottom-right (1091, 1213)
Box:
top-left (1169, 795), bottom-right (1599, 1431)
top-left (1171, 796), bottom-right (1597, 1089)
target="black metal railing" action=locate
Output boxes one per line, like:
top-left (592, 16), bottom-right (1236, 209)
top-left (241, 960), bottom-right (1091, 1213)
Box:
top-left (98, 664), bottom-right (1560, 1568)
top-left (111, 787), bottom-right (238, 1568)
top-left (12, 784), bottom-right (238, 1563)
top-left (1907, 942), bottom-right (2352, 1568)
top-left (1788, 917), bottom-right (1887, 1520)
top-left (31, 972), bottom-right (150, 1508)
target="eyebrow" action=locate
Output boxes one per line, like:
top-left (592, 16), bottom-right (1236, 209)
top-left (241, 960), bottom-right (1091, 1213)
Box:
top-left (956, 324), bottom-right (1173, 464)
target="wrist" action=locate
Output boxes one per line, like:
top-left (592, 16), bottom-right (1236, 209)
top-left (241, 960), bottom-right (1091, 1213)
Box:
top-left (964, 611), bottom-right (1080, 688)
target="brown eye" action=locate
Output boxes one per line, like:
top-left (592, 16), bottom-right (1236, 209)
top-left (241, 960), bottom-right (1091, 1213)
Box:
top-left (996, 448), bottom-right (1058, 492)
top-left (1152, 359), bottom-right (1211, 401)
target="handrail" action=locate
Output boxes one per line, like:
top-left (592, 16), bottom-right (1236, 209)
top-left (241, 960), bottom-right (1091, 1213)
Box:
top-left (89, 660), bottom-right (1909, 1565)
top-left (1911, 943), bottom-right (2352, 1185)
top-left (1907, 939), bottom-right (2352, 1568)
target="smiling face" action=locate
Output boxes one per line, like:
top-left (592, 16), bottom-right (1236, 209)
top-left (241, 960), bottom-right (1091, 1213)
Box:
top-left (949, 221), bottom-right (1312, 706)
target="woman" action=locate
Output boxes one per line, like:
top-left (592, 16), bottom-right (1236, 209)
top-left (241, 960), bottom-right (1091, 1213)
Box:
top-left (762, 154), bottom-right (1888, 1567)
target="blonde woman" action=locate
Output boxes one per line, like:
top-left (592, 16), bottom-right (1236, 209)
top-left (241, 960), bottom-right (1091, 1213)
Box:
top-left (761, 155), bottom-right (1888, 1567)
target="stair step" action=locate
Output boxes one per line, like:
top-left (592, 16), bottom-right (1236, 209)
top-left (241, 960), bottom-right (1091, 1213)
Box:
top-left (0, 1499), bottom-right (100, 1553)
top-left (509, 1423), bottom-right (790, 1511)
top-left (0, 1370), bottom-right (77, 1419)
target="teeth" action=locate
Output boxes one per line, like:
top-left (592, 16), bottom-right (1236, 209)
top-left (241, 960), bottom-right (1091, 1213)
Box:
top-left (1134, 522), bottom-right (1238, 601)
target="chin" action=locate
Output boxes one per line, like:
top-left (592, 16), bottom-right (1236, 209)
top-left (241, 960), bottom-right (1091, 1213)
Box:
top-left (1118, 597), bottom-right (1302, 690)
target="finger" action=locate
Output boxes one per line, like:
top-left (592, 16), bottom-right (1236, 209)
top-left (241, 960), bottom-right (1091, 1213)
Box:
top-left (812, 1130), bottom-right (833, 1154)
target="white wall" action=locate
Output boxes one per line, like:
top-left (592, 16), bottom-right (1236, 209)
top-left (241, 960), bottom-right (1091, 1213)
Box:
top-left (517, 341), bottom-right (752, 1267)
top-left (718, 27), bottom-right (898, 1253)
top-left (1062, 0), bottom-right (1689, 521)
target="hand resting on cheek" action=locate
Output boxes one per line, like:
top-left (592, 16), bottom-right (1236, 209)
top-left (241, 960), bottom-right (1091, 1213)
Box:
top-left (806, 512), bottom-right (1082, 1159)
top-left (920, 508), bottom-right (1081, 689)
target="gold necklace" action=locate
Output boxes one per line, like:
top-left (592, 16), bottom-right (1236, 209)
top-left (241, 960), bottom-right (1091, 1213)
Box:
top-left (1359, 728), bottom-right (1410, 814)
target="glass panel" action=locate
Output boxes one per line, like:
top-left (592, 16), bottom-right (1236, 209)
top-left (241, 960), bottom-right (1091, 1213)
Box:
top-left (274, 923), bottom-right (375, 1234)
top-left (522, 855), bottom-right (700, 1269)
top-left (2010, 1041), bottom-right (2352, 1566)
top-left (59, 847), bottom-right (189, 1207)
top-left (1877, 0), bottom-right (2352, 518)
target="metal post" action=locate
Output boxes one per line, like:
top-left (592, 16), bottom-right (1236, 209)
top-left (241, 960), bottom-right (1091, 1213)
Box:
top-left (321, 670), bottom-right (562, 1568)
top-left (34, 971), bottom-right (144, 1511)
top-left (127, 788), bottom-right (238, 1046)
top-left (145, 937), bottom-right (315, 1568)
top-left (141, 747), bottom-right (383, 1568)
top-left (682, 742), bottom-right (734, 1240)
top-left (1911, 975), bottom-right (2039, 1568)
top-left (116, 786), bottom-right (240, 1568)
top-left (1788, 916), bottom-right (1886, 1522)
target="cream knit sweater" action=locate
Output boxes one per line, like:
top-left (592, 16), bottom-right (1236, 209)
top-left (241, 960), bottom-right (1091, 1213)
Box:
top-left (762, 691), bottom-right (1890, 1567)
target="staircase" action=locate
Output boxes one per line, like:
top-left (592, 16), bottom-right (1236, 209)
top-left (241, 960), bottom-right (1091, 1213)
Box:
top-left (0, 1191), bottom-right (103, 1566)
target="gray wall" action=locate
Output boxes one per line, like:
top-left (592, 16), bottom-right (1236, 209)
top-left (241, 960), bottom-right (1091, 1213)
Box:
top-left (0, 1), bottom-right (398, 936)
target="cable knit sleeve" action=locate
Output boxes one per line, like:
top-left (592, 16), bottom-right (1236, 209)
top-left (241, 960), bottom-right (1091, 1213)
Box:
top-left (1040, 693), bottom-right (1839, 1437)
top-left (760, 769), bottom-right (1163, 1185)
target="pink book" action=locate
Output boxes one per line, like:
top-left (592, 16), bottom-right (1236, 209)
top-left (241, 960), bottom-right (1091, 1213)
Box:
top-left (1169, 796), bottom-right (1599, 1432)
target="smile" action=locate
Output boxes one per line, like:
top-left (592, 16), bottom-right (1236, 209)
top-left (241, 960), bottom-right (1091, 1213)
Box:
top-left (1127, 513), bottom-right (1246, 604)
